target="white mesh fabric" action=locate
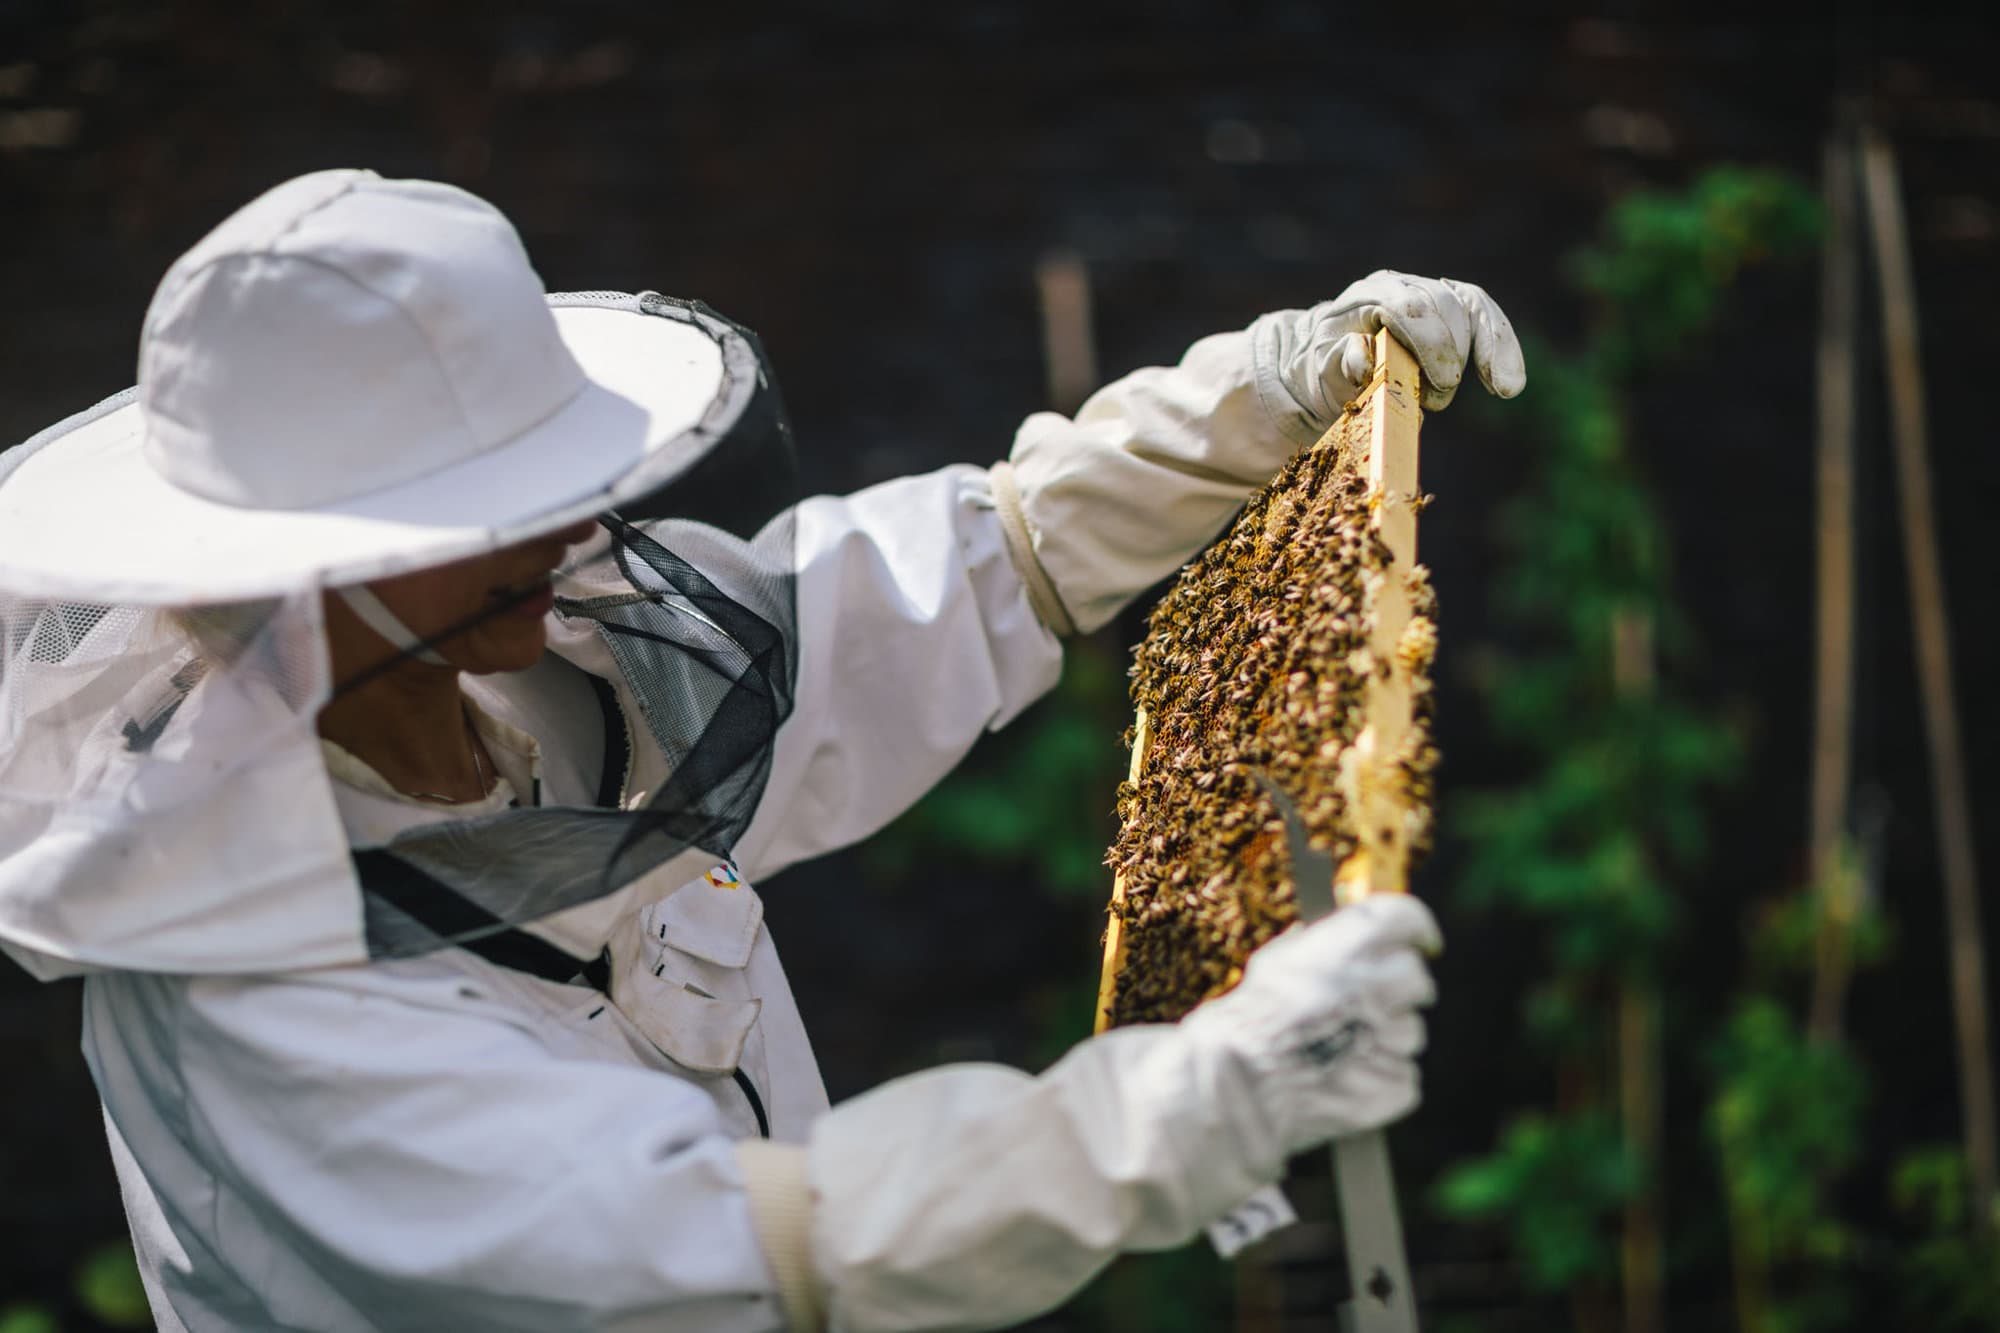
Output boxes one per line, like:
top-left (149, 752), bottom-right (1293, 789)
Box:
top-left (0, 292), bottom-right (801, 979)
top-left (0, 587), bottom-right (351, 978)
top-left (0, 595), bottom-right (326, 814)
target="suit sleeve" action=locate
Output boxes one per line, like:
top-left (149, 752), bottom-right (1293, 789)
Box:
top-left (733, 464), bottom-right (1063, 882)
top-left (733, 319), bottom-right (1312, 881)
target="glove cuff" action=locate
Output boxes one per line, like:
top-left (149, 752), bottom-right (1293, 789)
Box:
top-left (1249, 306), bottom-right (1346, 450)
top-left (1178, 999), bottom-right (1301, 1173)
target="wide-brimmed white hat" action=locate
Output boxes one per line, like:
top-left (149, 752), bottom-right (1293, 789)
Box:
top-left (0, 169), bottom-right (757, 605)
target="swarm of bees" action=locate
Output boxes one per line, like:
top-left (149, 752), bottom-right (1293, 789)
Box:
top-left (1100, 400), bottom-right (1440, 1028)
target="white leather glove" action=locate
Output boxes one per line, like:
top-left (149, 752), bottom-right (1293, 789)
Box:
top-left (997, 273), bottom-right (1524, 634)
top-left (1180, 893), bottom-right (1440, 1162)
top-left (739, 895), bottom-right (1440, 1331)
top-left (1257, 270), bottom-right (1527, 417)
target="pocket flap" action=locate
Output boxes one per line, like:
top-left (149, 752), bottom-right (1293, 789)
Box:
top-left (620, 983), bottom-right (762, 1075)
top-left (646, 862), bottom-right (762, 969)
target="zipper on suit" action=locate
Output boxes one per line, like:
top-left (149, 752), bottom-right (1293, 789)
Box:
top-left (732, 1068), bottom-right (770, 1138)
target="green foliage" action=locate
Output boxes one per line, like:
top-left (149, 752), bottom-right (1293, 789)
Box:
top-left (1704, 834), bottom-right (1887, 1331)
top-left (1743, 845), bottom-right (1891, 984)
top-left (1488, 349), bottom-right (1666, 640)
top-left (1894, 1145), bottom-right (1979, 1233)
top-left (1569, 167), bottom-right (1824, 378)
top-left (0, 1241), bottom-right (149, 1333)
top-left (1068, 1245), bottom-right (1234, 1333)
top-left (1441, 164), bottom-right (1821, 1306)
top-left (1890, 1148), bottom-right (2000, 1331)
top-left (1435, 1111), bottom-right (1637, 1290)
top-left (1708, 999), bottom-right (1866, 1262)
top-left (0, 1307), bottom-right (60, 1333)
top-left (73, 1242), bottom-right (150, 1328)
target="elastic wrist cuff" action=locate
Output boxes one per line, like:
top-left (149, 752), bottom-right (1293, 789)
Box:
top-left (989, 460), bottom-right (1080, 638)
top-left (736, 1140), bottom-right (826, 1332)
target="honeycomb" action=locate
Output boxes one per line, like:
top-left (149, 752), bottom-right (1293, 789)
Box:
top-left (1099, 379), bottom-right (1439, 1028)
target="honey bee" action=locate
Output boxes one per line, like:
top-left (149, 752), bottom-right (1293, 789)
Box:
top-left (1106, 411), bottom-right (1436, 1027)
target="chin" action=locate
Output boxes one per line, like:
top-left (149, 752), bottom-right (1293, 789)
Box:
top-left (461, 627), bottom-right (551, 675)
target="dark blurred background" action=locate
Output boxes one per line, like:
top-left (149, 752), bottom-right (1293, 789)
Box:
top-left (2, 3), bottom-right (1996, 1330)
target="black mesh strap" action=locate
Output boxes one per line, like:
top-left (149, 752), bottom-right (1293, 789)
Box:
top-left (351, 667), bottom-right (633, 986)
top-left (467, 930), bottom-right (612, 991)
top-left (353, 849), bottom-right (610, 989)
top-left (354, 844), bottom-right (759, 1134)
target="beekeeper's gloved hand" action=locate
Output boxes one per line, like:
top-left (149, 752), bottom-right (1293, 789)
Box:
top-left (994, 271), bottom-right (1524, 635)
top-left (1179, 892), bottom-right (1439, 1160)
top-left (1260, 270), bottom-right (1527, 418)
top-left (740, 895), bottom-right (1440, 1332)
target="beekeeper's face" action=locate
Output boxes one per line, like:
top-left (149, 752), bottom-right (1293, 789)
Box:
top-left (364, 519), bottom-right (599, 674)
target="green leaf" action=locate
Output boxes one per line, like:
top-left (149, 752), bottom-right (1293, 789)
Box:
top-left (1433, 1111), bottom-right (1636, 1290)
top-left (73, 1242), bottom-right (150, 1328)
top-left (1706, 1000), bottom-right (1866, 1258)
top-left (0, 1306), bottom-right (61, 1333)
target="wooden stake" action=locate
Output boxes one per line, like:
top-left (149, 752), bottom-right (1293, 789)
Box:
top-left (1036, 249), bottom-right (1099, 416)
top-left (1612, 607), bottom-right (1664, 1333)
top-left (1860, 124), bottom-right (1998, 1234)
top-left (1809, 128), bottom-right (1863, 1044)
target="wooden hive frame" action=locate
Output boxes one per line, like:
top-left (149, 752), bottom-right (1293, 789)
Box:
top-left (1098, 327), bottom-right (1430, 1033)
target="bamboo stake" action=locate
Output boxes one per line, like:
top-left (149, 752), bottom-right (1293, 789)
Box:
top-left (1613, 607), bottom-right (1663, 1333)
top-left (1036, 249), bottom-right (1099, 416)
top-left (1859, 124), bottom-right (1997, 1234)
top-left (1809, 129), bottom-right (1863, 1044)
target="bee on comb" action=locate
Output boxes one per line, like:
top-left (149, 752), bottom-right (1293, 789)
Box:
top-left (1098, 330), bottom-right (1438, 1030)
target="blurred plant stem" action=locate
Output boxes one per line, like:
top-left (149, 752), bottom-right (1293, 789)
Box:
top-left (1433, 166), bottom-right (1821, 1329)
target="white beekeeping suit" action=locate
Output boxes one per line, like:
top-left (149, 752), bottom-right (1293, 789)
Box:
top-left (0, 170), bottom-right (1522, 1332)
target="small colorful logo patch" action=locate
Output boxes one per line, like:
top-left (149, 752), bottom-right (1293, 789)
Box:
top-left (704, 863), bottom-right (742, 891)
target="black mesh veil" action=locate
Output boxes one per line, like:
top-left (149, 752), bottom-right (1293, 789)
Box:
top-left (0, 291), bottom-right (801, 977)
top-left (356, 512), bottom-right (798, 959)
top-left (350, 292), bottom-right (800, 961)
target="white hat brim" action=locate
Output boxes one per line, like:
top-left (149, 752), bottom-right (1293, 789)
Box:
top-left (0, 304), bottom-right (747, 604)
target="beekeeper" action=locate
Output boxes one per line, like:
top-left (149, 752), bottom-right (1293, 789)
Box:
top-left (0, 170), bottom-right (1524, 1332)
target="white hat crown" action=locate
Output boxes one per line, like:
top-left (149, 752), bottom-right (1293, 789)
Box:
top-left (136, 169), bottom-right (586, 510)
